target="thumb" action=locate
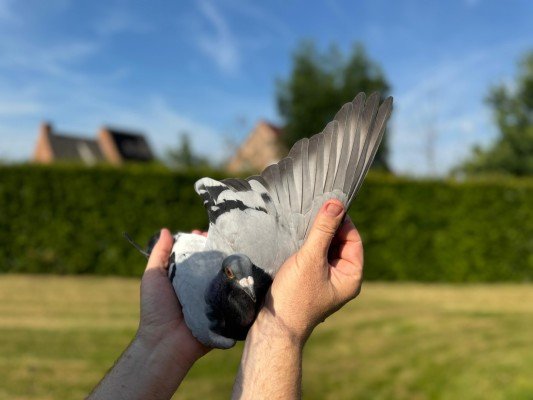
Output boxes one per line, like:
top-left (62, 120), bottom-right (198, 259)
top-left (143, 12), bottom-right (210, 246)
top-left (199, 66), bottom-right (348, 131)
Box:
top-left (301, 200), bottom-right (345, 262)
top-left (146, 228), bottom-right (174, 272)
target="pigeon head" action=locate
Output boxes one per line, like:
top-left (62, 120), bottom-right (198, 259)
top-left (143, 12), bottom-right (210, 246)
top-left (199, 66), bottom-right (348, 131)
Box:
top-left (205, 254), bottom-right (273, 341)
top-left (220, 254), bottom-right (257, 301)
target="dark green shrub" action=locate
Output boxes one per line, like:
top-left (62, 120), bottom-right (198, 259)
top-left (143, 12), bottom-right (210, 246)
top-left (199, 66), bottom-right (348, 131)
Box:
top-left (351, 176), bottom-right (533, 281)
top-left (0, 165), bottom-right (215, 276)
top-left (1, 165), bottom-right (531, 281)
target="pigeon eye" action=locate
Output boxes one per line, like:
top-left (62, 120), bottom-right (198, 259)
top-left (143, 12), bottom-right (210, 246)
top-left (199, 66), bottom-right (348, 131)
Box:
top-left (224, 267), bottom-right (234, 279)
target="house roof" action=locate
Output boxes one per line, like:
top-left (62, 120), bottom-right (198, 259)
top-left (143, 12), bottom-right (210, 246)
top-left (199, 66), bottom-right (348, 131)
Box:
top-left (105, 128), bottom-right (154, 161)
top-left (48, 132), bottom-right (105, 164)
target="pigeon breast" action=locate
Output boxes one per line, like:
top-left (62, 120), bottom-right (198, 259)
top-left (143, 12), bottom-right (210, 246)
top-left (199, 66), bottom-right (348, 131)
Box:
top-left (168, 233), bottom-right (236, 349)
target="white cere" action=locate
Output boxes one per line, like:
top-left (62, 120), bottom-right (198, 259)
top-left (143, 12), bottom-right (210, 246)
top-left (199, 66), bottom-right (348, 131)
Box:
top-left (238, 276), bottom-right (254, 288)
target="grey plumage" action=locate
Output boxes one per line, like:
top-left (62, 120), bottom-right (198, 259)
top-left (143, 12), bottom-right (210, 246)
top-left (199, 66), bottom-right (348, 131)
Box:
top-left (168, 233), bottom-right (236, 349)
top-left (167, 92), bottom-right (393, 348)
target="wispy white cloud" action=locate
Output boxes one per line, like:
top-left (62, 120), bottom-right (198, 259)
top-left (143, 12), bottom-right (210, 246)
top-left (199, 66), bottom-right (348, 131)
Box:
top-left (0, 38), bottom-right (99, 80)
top-left (225, 0), bottom-right (293, 40)
top-left (398, 50), bottom-right (491, 112)
top-left (94, 9), bottom-right (152, 37)
top-left (196, 0), bottom-right (240, 73)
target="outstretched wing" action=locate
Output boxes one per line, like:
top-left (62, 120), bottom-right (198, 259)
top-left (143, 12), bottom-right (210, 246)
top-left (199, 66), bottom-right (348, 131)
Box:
top-left (256, 92), bottom-right (392, 245)
top-left (196, 92), bottom-right (393, 272)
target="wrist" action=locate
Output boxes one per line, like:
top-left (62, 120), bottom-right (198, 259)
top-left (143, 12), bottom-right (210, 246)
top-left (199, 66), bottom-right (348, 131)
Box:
top-left (235, 307), bottom-right (304, 399)
top-left (135, 324), bottom-right (202, 372)
top-left (134, 335), bottom-right (192, 376)
top-left (252, 308), bottom-right (307, 350)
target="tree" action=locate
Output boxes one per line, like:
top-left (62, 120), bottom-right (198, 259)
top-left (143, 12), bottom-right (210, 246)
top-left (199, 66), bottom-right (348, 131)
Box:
top-left (277, 41), bottom-right (391, 170)
top-left (458, 50), bottom-right (533, 176)
top-left (166, 132), bottom-right (209, 169)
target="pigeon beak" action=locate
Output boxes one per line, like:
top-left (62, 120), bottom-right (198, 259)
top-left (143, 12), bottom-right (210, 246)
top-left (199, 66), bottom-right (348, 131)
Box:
top-left (243, 286), bottom-right (256, 302)
top-left (238, 277), bottom-right (256, 302)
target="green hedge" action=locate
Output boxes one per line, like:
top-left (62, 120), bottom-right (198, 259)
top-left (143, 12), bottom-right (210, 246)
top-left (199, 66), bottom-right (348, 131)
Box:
top-left (353, 176), bottom-right (533, 281)
top-left (0, 165), bottom-right (213, 276)
top-left (1, 165), bottom-right (532, 281)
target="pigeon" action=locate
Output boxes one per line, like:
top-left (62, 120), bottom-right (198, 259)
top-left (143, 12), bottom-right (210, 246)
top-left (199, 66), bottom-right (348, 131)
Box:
top-left (150, 92), bottom-right (392, 349)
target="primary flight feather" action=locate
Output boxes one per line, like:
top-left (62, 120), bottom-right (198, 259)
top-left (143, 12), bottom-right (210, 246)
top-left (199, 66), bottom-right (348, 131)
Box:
top-left (150, 92), bottom-right (392, 349)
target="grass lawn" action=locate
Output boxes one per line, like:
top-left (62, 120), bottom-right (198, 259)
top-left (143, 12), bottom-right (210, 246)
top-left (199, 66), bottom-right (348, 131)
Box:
top-left (0, 275), bottom-right (532, 399)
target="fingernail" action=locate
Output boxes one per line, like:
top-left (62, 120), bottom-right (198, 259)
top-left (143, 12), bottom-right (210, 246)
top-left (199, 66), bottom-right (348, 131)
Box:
top-left (326, 202), bottom-right (343, 217)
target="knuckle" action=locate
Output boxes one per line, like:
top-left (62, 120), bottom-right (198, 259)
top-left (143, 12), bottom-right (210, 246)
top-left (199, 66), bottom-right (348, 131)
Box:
top-left (315, 219), bottom-right (337, 237)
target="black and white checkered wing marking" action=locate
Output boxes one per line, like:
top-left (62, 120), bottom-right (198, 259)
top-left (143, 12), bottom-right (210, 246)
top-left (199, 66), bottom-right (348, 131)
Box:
top-left (194, 177), bottom-right (294, 274)
top-left (195, 178), bottom-right (271, 224)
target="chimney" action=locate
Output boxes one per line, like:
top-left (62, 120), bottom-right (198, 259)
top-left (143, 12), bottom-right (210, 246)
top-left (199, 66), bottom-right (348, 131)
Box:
top-left (98, 127), bottom-right (122, 165)
top-left (40, 122), bottom-right (52, 137)
top-left (33, 121), bottom-right (54, 163)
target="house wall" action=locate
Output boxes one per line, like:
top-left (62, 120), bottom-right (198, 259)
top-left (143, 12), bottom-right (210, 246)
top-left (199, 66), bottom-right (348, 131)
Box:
top-left (227, 121), bottom-right (286, 173)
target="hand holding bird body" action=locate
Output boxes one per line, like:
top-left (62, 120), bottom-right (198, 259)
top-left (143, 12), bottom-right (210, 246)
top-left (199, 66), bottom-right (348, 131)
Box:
top-left (88, 229), bottom-right (209, 400)
top-left (137, 228), bottom-right (210, 363)
top-left (255, 200), bottom-right (363, 344)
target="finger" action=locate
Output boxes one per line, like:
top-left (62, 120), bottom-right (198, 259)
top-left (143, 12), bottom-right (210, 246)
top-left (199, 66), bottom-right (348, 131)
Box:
top-left (192, 229), bottom-right (208, 237)
top-left (338, 240), bottom-right (363, 265)
top-left (301, 200), bottom-right (345, 262)
top-left (334, 240), bottom-right (363, 272)
top-left (335, 217), bottom-right (362, 245)
top-left (331, 218), bottom-right (354, 245)
top-left (332, 218), bottom-right (359, 245)
top-left (330, 258), bottom-right (363, 300)
top-left (146, 228), bottom-right (174, 271)
top-left (336, 220), bottom-right (363, 267)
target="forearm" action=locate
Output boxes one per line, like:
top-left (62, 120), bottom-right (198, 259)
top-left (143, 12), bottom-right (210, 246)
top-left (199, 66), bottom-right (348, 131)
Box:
top-left (232, 313), bottom-right (304, 400)
top-left (87, 334), bottom-right (195, 400)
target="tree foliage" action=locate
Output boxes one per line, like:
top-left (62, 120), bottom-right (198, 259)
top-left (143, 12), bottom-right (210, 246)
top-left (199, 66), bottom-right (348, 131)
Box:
top-left (458, 50), bottom-right (533, 176)
top-left (277, 41), bottom-right (391, 170)
top-left (166, 132), bottom-right (209, 169)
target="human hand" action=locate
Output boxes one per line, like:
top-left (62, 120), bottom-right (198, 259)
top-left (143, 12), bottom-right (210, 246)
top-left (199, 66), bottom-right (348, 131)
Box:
top-left (137, 228), bottom-right (210, 365)
top-left (231, 200), bottom-right (363, 399)
top-left (257, 199), bottom-right (364, 344)
top-left (88, 229), bottom-right (210, 399)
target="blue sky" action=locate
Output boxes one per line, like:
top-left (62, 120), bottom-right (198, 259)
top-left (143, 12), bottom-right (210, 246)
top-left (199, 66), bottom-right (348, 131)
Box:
top-left (0, 0), bottom-right (531, 175)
